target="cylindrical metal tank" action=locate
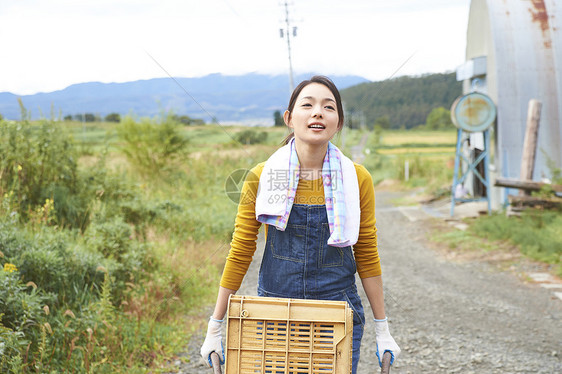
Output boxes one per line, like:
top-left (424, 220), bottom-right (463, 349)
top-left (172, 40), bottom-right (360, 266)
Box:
top-left (461, 0), bottom-right (562, 206)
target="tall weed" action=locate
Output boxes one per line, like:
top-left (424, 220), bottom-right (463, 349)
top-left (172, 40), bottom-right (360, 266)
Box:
top-left (116, 114), bottom-right (189, 175)
top-left (0, 266), bottom-right (49, 373)
top-left (0, 119), bottom-right (279, 372)
top-left (0, 117), bottom-right (91, 229)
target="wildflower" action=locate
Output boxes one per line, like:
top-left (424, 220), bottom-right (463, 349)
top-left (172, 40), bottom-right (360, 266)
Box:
top-left (3, 263), bottom-right (17, 273)
top-left (17, 165), bottom-right (22, 171)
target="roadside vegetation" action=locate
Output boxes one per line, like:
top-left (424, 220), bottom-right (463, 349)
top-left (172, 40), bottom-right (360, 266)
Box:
top-left (0, 113), bottom-right (276, 373)
top-left (431, 208), bottom-right (562, 277)
top-left (1, 106), bottom-right (559, 372)
top-left (362, 127), bottom-right (456, 198)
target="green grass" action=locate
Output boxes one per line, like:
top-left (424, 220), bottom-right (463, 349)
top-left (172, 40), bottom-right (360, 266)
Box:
top-left (61, 121), bottom-right (120, 154)
top-left (431, 230), bottom-right (498, 253)
top-left (380, 129), bottom-right (456, 145)
top-left (376, 147), bottom-right (455, 155)
top-left (432, 210), bottom-right (562, 277)
top-left (471, 211), bottom-right (562, 267)
top-left (1, 118), bottom-right (289, 372)
top-left (183, 125), bottom-right (237, 146)
top-left (359, 128), bottom-right (456, 191)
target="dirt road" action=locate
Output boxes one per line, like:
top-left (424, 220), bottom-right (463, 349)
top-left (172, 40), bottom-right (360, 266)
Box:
top-left (176, 190), bottom-right (562, 373)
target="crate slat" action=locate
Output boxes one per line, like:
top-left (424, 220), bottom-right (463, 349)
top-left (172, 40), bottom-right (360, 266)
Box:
top-left (226, 295), bottom-right (353, 374)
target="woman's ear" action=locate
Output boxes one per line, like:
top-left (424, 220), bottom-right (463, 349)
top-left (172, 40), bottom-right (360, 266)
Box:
top-left (283, 110), bottom-right (292, 128)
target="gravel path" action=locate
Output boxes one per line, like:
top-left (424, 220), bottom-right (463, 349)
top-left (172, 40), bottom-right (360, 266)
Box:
top-left (173, 190), bottom-right (562, 374)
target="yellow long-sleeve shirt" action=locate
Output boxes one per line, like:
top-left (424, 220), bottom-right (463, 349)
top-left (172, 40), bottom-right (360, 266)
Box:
top-left (220, 161), bottom-right (382, 291)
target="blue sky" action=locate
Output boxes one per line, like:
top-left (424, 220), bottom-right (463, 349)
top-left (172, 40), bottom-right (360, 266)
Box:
top-left (0, 0), bottom-right (471, 95)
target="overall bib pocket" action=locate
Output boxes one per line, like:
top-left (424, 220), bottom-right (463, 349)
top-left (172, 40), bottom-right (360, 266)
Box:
top-left (320, 223), bottom-right (344, 267)
top-left (269, 224), bottom-right (306, 263)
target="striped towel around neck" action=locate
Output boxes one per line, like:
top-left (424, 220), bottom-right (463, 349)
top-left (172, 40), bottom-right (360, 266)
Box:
top-left (255, 137), bottom-right (360, 247)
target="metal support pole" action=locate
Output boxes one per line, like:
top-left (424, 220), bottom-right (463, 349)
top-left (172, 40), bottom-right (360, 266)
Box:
top-left (451, 128), bottom-right (492, 217)
top-left (451, 128), bottom-right (463, 216)
top-left (484, 129), bottom-right (491, 214)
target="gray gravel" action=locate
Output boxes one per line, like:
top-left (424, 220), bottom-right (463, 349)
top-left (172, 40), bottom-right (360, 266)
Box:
top-left (171, 190), bottom-right (562, 374)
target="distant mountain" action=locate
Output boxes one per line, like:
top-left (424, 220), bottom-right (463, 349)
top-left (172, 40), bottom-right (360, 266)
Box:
top-left (341, 72), bottom-right (462, 129)
top-left (0, 73), bottom-right (369, 124)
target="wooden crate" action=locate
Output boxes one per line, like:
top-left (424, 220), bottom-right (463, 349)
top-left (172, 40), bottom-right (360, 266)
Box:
top-left (225, 295), bottom-right (353, 374)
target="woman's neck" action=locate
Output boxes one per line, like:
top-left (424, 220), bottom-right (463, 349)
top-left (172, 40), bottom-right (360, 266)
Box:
top-left (294, 139), bottom-right (328, 180)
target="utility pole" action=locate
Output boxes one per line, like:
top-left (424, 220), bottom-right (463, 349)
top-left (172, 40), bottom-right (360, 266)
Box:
top-left (280, 1), bottom-right (296, 93)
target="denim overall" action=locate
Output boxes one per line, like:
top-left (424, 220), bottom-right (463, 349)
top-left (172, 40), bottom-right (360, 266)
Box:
top-left (257, 204), bottom-right (365, 374)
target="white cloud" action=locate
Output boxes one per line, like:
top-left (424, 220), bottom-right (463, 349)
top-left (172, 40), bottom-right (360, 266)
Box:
top-left (0, 0), bottom-right (470, 95)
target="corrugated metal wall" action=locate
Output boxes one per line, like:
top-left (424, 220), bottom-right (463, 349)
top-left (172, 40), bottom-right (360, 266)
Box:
top-left (463, 0), bottom-right (561, 204)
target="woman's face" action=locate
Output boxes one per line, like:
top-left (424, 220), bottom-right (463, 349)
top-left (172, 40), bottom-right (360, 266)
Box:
top-left (284, 82), bottom-right (341, 146)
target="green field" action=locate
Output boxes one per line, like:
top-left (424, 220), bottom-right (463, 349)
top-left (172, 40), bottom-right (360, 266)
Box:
top-left (1, 117), bottom-right (559, 373)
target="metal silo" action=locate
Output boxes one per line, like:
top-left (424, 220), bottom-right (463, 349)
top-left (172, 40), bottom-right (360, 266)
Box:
top-left (457, 0), bottom-right (562, 208)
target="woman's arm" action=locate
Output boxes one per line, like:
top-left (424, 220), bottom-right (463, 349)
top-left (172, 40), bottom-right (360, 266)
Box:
top-left (353, 164), bottom-right (382, 279)
top-left (219, 163), bottom-right (264, 291)
top-left (362, 275), bottom-right (401, 366)
top-left (360, 275), bottom-right (386, 319)
top-left (354, 166), bottom-right (400, 364)
top-left (211, 286), bottom-right (237, 320)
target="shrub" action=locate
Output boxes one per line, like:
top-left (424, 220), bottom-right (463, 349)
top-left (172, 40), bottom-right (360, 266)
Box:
top-left (425, 107), bottom-right (454, 130)
top-left (104, 112), bottom-right (121, 123)
top-left (87, 216), bottom-right (134, 261)
top-left (172, 114), bottom-right (204, 125)
top-left (234, 129), bottom-right (268, 145)
top-left (0, 266), bottom-right (48, 332)
top-left (116, 114), bottom-right (190, 175)
top-left (0, 220), bottom-right (103, 307)
top-left (85, 169), bottom-right (160, 236)
top-left (0, 116), bottom-right (93, 229)
top-left (0, 267), bottom-right (50, 373)
top-left (0, 214), bottom-right (152, 310)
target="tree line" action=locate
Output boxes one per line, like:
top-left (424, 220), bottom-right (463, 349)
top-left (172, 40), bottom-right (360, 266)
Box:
top-left (63, 112), bottom-right (205, 125)
top-left (340, 72), bottom-right (462, 130)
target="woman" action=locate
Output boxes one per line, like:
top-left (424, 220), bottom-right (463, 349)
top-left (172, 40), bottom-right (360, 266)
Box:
top-left (201, 75), bottom-right (400, 373)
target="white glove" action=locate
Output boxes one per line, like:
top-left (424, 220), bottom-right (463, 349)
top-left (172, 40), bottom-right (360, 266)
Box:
top-left (374, 317), bottom-right (400, 367)
top-left (200, 317), bottom-right (225, 367)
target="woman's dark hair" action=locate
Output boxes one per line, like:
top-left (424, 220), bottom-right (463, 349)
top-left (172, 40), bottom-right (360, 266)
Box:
top-left (281, 75), bottom-right (345, 145)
